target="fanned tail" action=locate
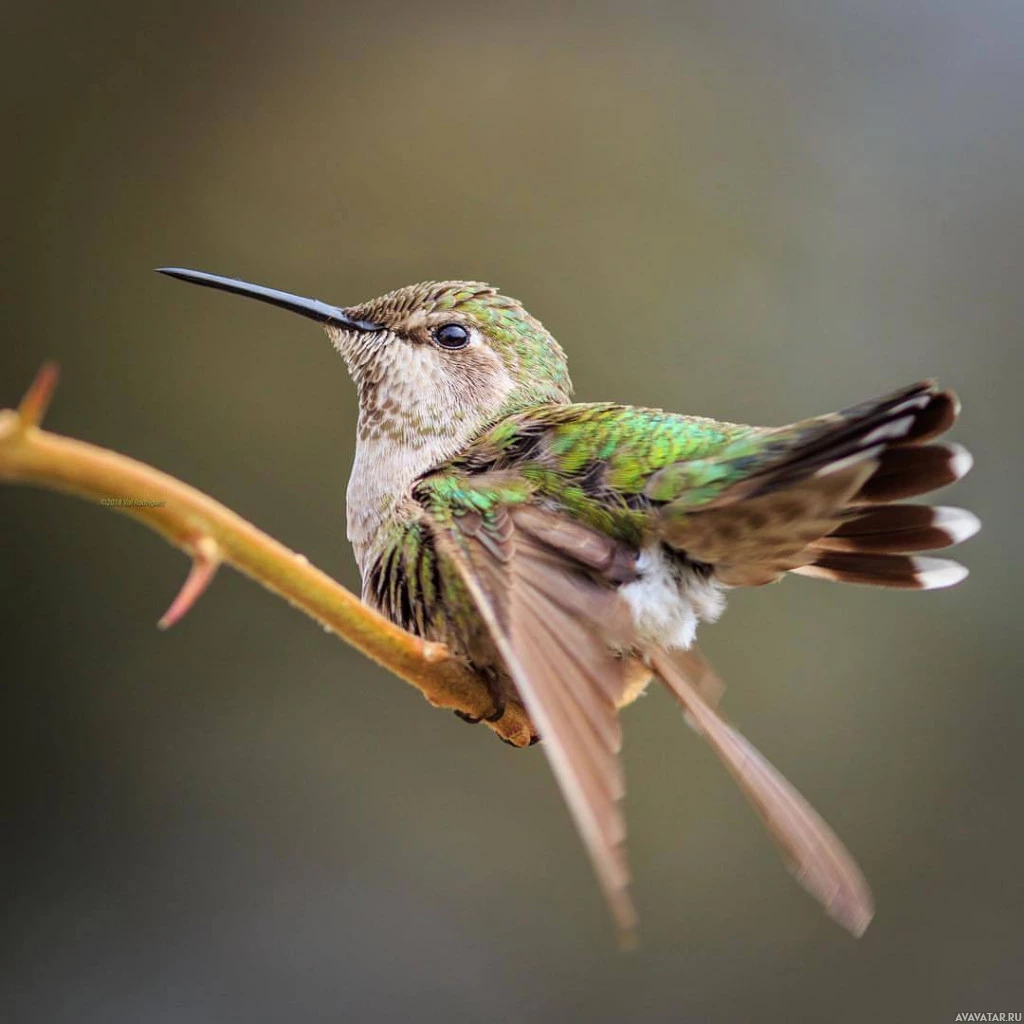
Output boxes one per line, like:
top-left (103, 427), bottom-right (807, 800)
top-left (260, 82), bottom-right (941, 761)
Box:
top-left (652, 381), bottom-right (977, 590)
top-left (790, 389), bottom-right (977, 589)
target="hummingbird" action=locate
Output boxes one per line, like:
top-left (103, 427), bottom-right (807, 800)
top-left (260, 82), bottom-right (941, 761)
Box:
top-left (159, 267), bottom-right (979, 942)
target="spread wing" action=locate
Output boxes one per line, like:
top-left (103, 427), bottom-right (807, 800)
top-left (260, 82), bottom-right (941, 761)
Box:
top-left (652, 649), bottom-right (875, 936)
top-left (429, 502), bottom-right (642, 944)
top-left (427, 497), bottom-right (874, 940)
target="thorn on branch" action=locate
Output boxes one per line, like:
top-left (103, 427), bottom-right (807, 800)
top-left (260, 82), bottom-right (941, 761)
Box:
top-left (18, 362), bottom-right (60, 429)
top-left (158, 536), bottom-right (222, 630)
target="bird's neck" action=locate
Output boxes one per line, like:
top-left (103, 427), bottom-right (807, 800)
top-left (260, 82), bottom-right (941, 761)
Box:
top-left (345, 394), bottom-right (486, 575)
top-left (344, 372), bottom-right (571, 576)
top-left (345, 437), bottom-right (443, 574)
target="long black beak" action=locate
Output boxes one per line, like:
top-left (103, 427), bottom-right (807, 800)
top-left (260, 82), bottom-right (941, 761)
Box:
top-left (156, 267), bottom-right (384, 332)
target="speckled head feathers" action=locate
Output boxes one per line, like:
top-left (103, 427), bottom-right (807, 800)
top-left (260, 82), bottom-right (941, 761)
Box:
top-left (340, 280), bottom-right (573, 409)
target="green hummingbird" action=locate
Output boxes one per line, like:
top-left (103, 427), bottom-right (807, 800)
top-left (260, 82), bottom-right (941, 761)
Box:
top-left (159, 267), bottom-right (978, 942)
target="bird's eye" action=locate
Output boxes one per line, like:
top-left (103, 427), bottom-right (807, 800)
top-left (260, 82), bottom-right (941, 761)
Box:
top-left (433, 323), bottom-right (470, 350)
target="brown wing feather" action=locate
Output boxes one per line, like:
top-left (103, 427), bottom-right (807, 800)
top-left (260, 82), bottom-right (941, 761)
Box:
top-left (430, 502), bottom-right (875, 940)
top-left (432, 507), bottom-right (641, 944)
top-left (651, 649), bottom-right (874, 937)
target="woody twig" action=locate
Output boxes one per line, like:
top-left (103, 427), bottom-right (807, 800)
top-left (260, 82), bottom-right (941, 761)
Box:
top-left (0, 364), bottom-right (534, 746)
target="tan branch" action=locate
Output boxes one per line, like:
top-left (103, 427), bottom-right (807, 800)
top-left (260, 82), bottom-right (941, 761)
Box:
top-left (0, 364), bottom-right (534, 746)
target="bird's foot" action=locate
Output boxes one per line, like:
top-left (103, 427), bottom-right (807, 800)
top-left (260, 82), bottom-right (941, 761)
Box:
top-left (452, 687), bottom-right (539, 748)
top-left (452, 690), bottom-right (506, 726)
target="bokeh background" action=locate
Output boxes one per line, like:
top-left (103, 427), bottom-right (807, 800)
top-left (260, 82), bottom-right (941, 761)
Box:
top-left (3, 2), bottom-right (1022, 1021)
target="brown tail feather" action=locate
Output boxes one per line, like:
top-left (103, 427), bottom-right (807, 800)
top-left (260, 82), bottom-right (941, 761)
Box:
top-left (855, 442), bottom-right (973, 503)
top-left (900, 389), bottom-right (960, 445)
top-left (819, 504), bottom-right (980, 554)
top-left (792, 551), bottom-right (968, 589)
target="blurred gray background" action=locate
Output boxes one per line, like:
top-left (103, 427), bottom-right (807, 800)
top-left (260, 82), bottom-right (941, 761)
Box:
top-left (2, 1), bottom-right (1022, 1021)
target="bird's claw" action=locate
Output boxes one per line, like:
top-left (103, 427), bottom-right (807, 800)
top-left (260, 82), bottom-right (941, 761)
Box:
top-left (452, 691), bottom-right (539, 747)
top-left (452, 684), bottom-right (506, 726)
top-left (500, 730), bottom-right (541, 748)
